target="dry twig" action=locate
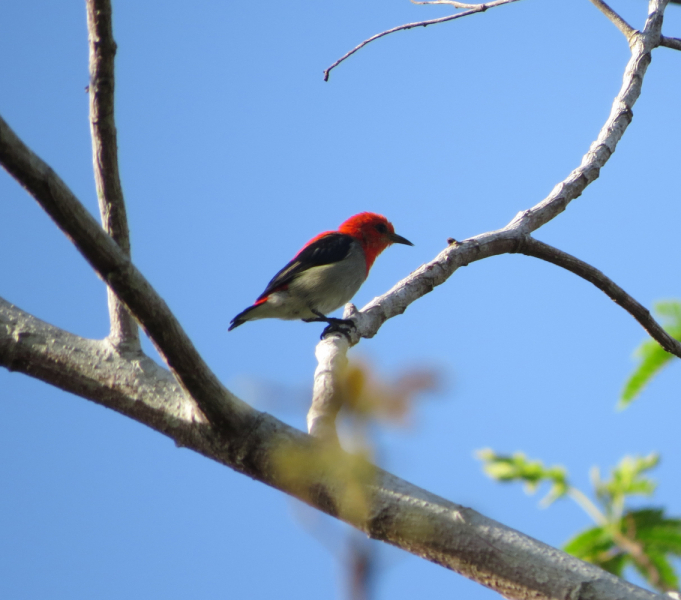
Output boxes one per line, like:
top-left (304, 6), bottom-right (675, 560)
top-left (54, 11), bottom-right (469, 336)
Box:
top-left (323, 0), bottom-right (521, 81)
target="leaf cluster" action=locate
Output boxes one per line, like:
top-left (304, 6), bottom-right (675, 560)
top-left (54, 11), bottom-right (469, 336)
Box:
top-left (565, 508), bottom-right (681, 591)
top-left (478, 450), bottom-right (681, 592)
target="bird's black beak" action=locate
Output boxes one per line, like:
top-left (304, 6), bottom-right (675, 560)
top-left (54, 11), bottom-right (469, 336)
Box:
top-left (389, 232), bottom-right (414, 246)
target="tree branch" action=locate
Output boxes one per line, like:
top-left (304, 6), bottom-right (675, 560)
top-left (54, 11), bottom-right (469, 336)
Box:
top-left (0, 297), bottom-right (663, 600)
top-left (516, 237), bottom-right (681, 358)
top-left (660, 35), bottom-right (681, 50)
top-left (323, 0), bottom-right (522, 81)
top-left (86, 0), bottom-right (140, 353)
top-left (310, 0), bottom-right (669, 436)
top-left (588, 0), bottom-right (637, 41)
top-left (0, 113), bottom-right (250, 434)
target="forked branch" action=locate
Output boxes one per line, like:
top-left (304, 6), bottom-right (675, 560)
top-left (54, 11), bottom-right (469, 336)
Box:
top-left (0, 114), bottom-right (250, 434)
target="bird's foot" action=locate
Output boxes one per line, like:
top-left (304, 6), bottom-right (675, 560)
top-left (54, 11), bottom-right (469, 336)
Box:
top-left (320, 318), bottom-right (356, 341)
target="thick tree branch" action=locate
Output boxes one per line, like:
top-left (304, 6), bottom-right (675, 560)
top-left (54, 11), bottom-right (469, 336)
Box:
top-left (0, 114), bottom-right (250, 434)
top-left (588, 0), bottom-right (637, 40)
top-left (323, 0), bottom-right (521, 81)
top-left (0, 297), bottom-right (663, 600)
top-left (515, 237), bottom-right (681, 358)
top-left (86, 0), bottom-right (139, 352)
top-left (310, 0), bottom-right (669, 436)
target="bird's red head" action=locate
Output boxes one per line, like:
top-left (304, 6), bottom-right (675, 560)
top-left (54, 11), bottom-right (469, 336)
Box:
top-left (338, 212), bottom-right (413, 273)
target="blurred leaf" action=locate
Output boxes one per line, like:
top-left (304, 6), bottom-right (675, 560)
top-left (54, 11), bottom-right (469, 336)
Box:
top-left (477, 450), bottom-right (568, 504)
top-left (338, 360), bottom-right (440, 426)
top-left (272, 441), bottom-right (376, 524)
top-left (626, 509), bottom-right (681, 555)
top-left (620, 300), bottom-right (681, 408)
top-left (598, 552), bottom-right (628, 578)
top-left (595, 454), bottom-right (659, 506)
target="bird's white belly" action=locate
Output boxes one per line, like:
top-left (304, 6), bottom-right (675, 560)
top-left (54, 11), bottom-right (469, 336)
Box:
top-left (269, 246), bottom-right (367, 319)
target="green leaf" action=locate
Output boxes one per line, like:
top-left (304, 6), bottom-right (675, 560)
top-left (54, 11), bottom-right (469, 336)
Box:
top-left (616, 508), bottom-right (681, 591)
top-left (598, 552), bottom-right (628, 577)
top-left (563, 525), bottom-right (613, 559)
top-left (476, 449), bottom-right (569, 504)
top-left (620, 300), bottom-right (681, 408)
top-left (626, 508), bottom-right (681, 555)
top-left (620, 341), bottom-right (674, 408)
top-left (627, 507), bottom-right (681, 529)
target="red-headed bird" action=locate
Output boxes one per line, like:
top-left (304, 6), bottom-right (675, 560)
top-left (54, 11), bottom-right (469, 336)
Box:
top-left (229, 212), bottom-right (413, 335)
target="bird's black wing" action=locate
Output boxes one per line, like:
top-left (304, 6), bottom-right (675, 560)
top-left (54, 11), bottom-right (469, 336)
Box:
top-left (256, 233), bottom-right (353, 301)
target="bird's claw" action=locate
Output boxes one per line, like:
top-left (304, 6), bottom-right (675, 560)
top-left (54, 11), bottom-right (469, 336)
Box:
top-left (320, 318), bottom-right (356, 341)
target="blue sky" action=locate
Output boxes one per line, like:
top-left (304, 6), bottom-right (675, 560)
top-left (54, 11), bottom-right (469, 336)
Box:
top-left (1, 1), bottom-right (680, 598)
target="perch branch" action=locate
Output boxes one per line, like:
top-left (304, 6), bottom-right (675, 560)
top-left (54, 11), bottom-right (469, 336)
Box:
top-left (323, 0), bottom-right (522, 81)
top-left (310, 0), bottom-right (669, 436)
top-left (86, 0), bottom-right (140, 352)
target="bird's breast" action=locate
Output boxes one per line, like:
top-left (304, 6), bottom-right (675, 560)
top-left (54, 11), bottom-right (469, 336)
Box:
top-left (288, 241), bottom-right (367, 315)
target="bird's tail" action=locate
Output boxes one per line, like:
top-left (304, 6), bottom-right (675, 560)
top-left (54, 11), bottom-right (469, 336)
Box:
top-left (228, 302), bottom-right (265, 331)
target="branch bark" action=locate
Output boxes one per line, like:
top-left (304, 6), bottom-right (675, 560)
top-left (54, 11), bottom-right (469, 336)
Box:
top-left (86, 0), bottom-right (140, 353)
top-left (0, 297), bottom-right (663, 600)
top-left (660, 35), bottom-right (681, 50)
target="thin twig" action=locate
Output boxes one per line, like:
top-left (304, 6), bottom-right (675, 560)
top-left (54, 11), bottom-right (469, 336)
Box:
top-left (323, 0), bottom-right (522, 81)
top-left (588, 0), bottom-right (637, 40)
top-left (516, 237), bottom-right (681, 358)
top-left (86, 0), bottom-right (140, 353)
top-left (411, 0), bottom-right (481, 8)
top-left (660, 35), bottom-right (681, 50)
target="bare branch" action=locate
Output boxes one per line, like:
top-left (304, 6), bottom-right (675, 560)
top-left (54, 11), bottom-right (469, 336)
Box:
top-left (588, 0), bottom-right (637, 41)
top-left (516, 237), bottom-right (681, 358)
top-left (411, 0), bottom-right (481, 7)
top-left (660, 35), bottom-right (681, 50)
top-left (310, 0), bottom-right (669, 436)
top-left (0, 296), bottom-right (664, 600)
top-left (86, 0), bottom-right (140, 352)
top-left (0, 113), bottom-right (250, 434)
top-left (323, 0), bottom-right (521, 81)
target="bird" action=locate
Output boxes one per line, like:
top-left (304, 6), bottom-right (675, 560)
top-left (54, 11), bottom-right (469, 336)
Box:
top-left (229, 212), bottom-right (413, 336)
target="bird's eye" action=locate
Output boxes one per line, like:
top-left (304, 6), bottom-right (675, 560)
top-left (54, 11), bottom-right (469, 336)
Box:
top-left (375, 223), bottom-right (388, 234)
